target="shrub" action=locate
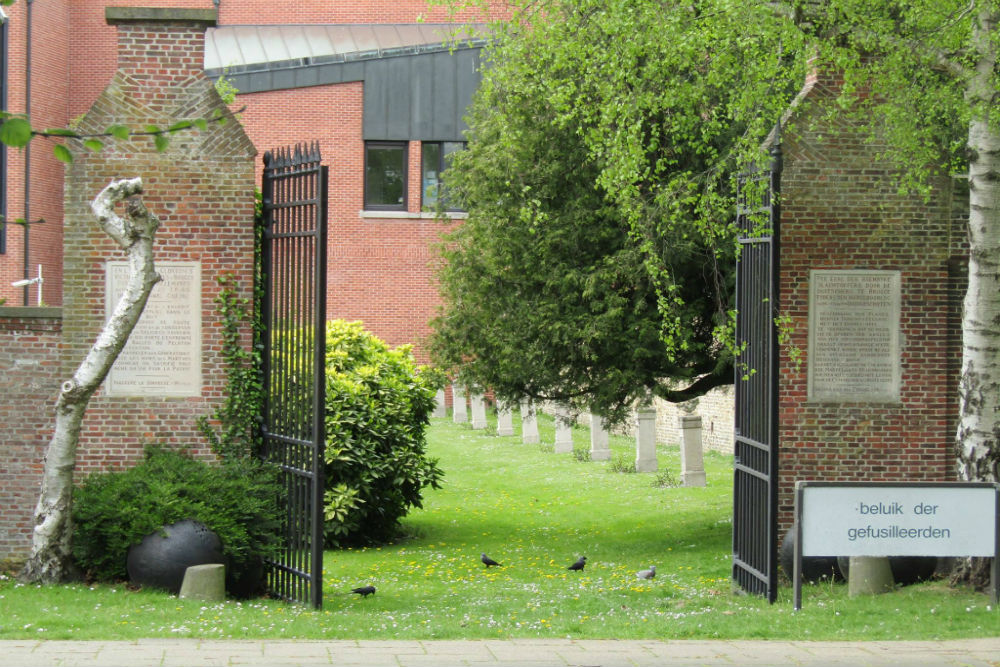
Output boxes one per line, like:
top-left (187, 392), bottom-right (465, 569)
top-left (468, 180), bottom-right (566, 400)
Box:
top-left (72, 447), bottom-right (282, 596)
top-left (322, 320), bottom-right (445, 547)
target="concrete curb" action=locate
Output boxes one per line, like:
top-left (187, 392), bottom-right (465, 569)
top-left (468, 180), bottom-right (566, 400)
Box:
top-left (0, 639), bottom-right (997, 667)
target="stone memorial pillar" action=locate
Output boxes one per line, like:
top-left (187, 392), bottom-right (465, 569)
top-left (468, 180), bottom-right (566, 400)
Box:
top-left (635, 402), bottom-right (658, 472)
top-left (470, 392), bottom-right (488, 430)
top-left (520, 399), bottom-right (539, 444)
top-left (590, 413), bottom-right (610, 461)
top-left (452, 384), bottom-right (468, 423)
top-left (432, 389), bottom-right (447, 418)
top-left (496, 401), bottom-right (515, 436)
top-left (679, 414), bottom-right (707, 487)
top-left (554, 405), bottom-right (574, 453)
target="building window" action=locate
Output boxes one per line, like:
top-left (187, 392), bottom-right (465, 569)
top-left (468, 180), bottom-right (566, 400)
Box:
top-left (421, 141), bottom-right (465, 211)
top-left (364, 141), bottom-right (407, 211)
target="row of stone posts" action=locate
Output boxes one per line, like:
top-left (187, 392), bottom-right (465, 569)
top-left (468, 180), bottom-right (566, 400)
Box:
top-left (434, 386), bottom-right (706, 486)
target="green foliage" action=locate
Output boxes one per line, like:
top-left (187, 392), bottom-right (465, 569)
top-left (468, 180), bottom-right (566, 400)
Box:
top-left (197, 274), bottom-right (262, 461)
top-left (430, 1), bottom-right (755, 424)
top-left (0, 107), bottom-right (236, 162)
top-left (198, 191), bottom-right (265, 461)
top-left (607, 452), bottom-right (636, 474)
top-left (322, 320), bottom-right (446, 547)
top-left (213, 71), bottom-right (240, 106)
top-left (71, 447), bottom-right (282, 595)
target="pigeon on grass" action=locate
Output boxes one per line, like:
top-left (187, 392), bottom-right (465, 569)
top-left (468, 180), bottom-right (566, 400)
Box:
top-left (351, 585), bottom-right (376, 597)
top-left (567, 556), bottom-right (587, 571)
top-left (481, 553), bottom-right (501, 568)
top-left (637, 566), bottom-right (656, 580)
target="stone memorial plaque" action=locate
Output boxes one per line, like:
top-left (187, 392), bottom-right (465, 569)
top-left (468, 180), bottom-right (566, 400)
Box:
top-left (807, 270), bottom-right (900, 402)
top-left (104, 261), bottom-right (202, 397)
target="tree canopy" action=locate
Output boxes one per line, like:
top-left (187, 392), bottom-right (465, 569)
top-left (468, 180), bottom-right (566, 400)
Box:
top-left (430, 56), bottom-right (733, 423)
top-left (430, 0), bottom-right (808, 421)
top-left (435, 0), bottom-right (1000, 483)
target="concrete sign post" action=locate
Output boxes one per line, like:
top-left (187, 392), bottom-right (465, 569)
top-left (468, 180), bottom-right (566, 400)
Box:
top-left (793, 481), bottom-right (1000, 609)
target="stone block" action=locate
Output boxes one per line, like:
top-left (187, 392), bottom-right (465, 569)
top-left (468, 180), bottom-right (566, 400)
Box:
top-left (554, 406), bottom-right (574, 453)
top-left (179, 563), bottom-right (226, 602)
top-left (847, 556), bottom-right (894, 596)
top-left (520, 399), bottom-right (539, 444)
top-left (590, 413), bottom-right (610, 461)
top-left (452, 385), bottom-right (467, 423)
top-left (496, 401), bottom-right (515, 436)
top-left (470, 392), bottom-right (488, 429)
top-left (679, 414), bottom-right (706, 487)
top-left (635, 403), bottom-right (658, 472)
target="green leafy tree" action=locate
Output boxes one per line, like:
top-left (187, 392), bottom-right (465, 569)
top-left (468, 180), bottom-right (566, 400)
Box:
top-left (430, 41), bottom-right (735, 424)
top-left (440, 0), bottom-right (998, 584)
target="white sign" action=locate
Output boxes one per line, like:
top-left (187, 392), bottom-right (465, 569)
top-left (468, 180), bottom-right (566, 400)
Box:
top-left (799, 483), bottom-right (997, 557)
top-left (104, 261), bottom-right (202, 397)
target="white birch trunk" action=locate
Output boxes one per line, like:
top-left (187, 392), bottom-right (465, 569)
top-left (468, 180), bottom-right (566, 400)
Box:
top-left (957, 6), bottom-right (1000, 483)
top-left (20, 178), bottom-right (162, 584)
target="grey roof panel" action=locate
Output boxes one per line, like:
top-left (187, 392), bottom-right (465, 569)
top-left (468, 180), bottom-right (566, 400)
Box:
top-left (205, 23), bottom-right (488, 71)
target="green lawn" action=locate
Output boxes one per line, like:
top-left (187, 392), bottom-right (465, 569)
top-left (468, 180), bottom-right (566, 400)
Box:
top-left (1, 410), bottom-right (997, 640)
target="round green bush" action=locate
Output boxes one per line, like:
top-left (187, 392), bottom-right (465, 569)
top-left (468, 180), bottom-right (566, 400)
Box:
top-left (71, 447), bottom-right (282, 596)
top-left (322, 320), bottom-right (445, 547)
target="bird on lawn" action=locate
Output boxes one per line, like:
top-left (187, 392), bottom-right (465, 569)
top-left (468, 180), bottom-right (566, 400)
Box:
top-left (351, 585), bottom-right (376, 597)
top-left (481, 553), bottom-right (501, 568)
top-left (567, 556), bottom-right (587, 571)
top-left (637, 565), bottom-right (656, 580)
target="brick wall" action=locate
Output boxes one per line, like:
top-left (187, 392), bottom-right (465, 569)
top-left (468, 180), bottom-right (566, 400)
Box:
top-left (237, 88), bottom-right (457, 362)
top-left (0, 308), bottom-right (62, 559)
top-left (775, 70), bottom-right (967, 534)
top-left (58, 9), bottom-right (256, 480)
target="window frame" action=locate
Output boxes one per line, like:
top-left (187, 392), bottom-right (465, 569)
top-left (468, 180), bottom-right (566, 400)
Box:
top-left (363, 140), bottom-right (408, 212)
top-left (421, 141), bottom-right (466, 212)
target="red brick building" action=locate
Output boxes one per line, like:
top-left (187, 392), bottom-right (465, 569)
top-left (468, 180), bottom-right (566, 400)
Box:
top-left (0, 1), bottom-right (502, 560)
top-left (0, 0), bottom-right (499, 360)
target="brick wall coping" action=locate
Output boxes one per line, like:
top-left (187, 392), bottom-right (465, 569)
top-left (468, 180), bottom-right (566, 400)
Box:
top-left (105, 7), bottom-right (218, 26)
top-left (0, 306), bottom-right (63, 320)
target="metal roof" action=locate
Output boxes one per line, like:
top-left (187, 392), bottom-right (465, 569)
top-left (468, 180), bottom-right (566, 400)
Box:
top-left (205, 23), bottom-right (489, 74)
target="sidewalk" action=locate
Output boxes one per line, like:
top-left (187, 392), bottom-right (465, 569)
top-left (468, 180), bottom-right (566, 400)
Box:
top-left (0, 639), bottom-right (997, 667)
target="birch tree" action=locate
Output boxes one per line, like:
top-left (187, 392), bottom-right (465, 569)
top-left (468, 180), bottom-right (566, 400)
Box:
top-left (20, 178), bottom-right (161, 584)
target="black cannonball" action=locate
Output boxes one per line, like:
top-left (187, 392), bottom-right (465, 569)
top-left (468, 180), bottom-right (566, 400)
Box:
top-left (127, 519), bottom-right (224, 594)
top-left (779, 525), bottom-right (843, 583)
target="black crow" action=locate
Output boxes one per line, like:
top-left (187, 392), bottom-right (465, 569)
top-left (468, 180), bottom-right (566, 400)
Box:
top-left (567, 556), bottom-right (587, 571)
top-left (351, 585), bottom-right (376, 597)
top-left (481, 553), bottom-right (501, 568)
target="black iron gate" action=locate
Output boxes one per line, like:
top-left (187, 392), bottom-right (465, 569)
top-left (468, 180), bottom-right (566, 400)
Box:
top-left (732, 133), bottom-right (782, 602)
top-left (259, 142), bottom-right (328, 608)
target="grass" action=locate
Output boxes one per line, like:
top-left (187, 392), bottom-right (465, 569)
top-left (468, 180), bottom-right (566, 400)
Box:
top-left (0, 410), bottom-right (997, 640)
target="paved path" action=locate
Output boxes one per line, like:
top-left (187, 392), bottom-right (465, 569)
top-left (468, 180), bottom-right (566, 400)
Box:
top-left (0, 639), bottom-right (997, 667)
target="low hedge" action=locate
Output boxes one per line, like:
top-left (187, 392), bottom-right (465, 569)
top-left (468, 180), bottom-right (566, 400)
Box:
top-left (71, 446), bottom-right (282, 596)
